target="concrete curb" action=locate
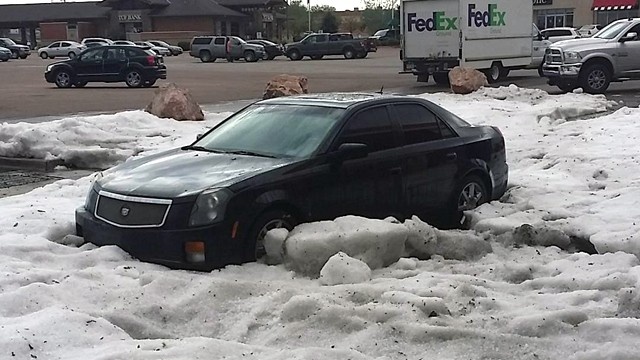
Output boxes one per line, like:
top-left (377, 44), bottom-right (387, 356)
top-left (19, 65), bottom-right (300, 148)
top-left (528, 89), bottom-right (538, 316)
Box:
top-left (0, 156), bottom-right (65, 172)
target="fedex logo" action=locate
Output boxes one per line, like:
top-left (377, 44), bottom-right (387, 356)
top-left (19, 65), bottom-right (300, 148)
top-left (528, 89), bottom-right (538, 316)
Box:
top-left (467, 3), bottom-right (506, 27)
top-left (407, 12), bottom-right (458, 32)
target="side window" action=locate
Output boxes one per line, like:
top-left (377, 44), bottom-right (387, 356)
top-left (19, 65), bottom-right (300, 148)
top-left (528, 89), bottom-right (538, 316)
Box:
top-left (61, 42), bottom-right (71, 47)
top-left (329, 35), bottom-right (338, 41)
top-left (106, 48), bottom-right (126, 60)
top-left (560, 30), bottom-right (571, 36)
top-left (214, 37), bottom-right (225, 45)
top-left (338, 106), bottom-right (395, 152)
top-left (306, 36), bottom-right (317, 43)
top-left (50, 42), bottom-right (60, 48)
top-left (395, 104), bottom-right (442, 144)
top-left (317, 35), bottom-right (328, 42)
top-left (192, 37), bottom-right (212, 45)
top-left (79, 48), bottom-right (104, 61)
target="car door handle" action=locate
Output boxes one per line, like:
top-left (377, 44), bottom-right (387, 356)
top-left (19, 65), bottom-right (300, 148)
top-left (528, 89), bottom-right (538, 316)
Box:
top-left (389, 167), bottom-right (402, 175)
top-left (446, 152), bottom-right (457, 161)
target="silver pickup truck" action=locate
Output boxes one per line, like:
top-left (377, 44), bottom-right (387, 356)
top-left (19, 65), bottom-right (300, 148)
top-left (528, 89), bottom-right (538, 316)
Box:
top-left (543, 18), bottom-right (640, 94)
top-left (189, 35), bottom-right (265, 63)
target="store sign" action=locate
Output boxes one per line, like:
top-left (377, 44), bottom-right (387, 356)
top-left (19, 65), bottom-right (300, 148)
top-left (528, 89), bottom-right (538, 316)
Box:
top-left (262, 13), bottom-right (274, 22)
top-left (533, 0), bottom-right (552, 5)
top-left (118, 11), bottom-right (142, 22)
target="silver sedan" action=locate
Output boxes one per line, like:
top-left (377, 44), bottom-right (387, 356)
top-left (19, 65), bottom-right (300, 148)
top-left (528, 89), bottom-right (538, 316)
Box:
top-left (38, 41), bottom-right (86, 59)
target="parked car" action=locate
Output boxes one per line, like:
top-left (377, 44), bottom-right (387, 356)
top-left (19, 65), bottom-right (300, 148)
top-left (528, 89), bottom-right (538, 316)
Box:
top-left (247, 39), bottom-right (283, 60)
top-left (540, 27), bottom-right (582, 43)
top-left (38, 41), bottom-right (86, 59)
top-left (45, 45), bottom-right (166, 88)
top-left (370, 28), bottom-right (400, 45)
top-left (285, 33), bottom-right (370, 60)
top-left (0, 46), bottom-right (10, 62)
top-left (0, 38), bottom-right (30, 59)
top-left (135, 41), bottom-right (171, 56)
top-left (577, 24), bottom-right (602, 37)
top-left (81, 38), bottom-right (113, 47)
top-left (113, 40), bottom-right (136, 46)
top-left (75, 93), bottom-right (508, 271)
top-left (543, 18), bottom-right (640, 94)
top-left (148, 40), bottom-right (183, 56)
top-left (189, 35), bottom-right (265, 62)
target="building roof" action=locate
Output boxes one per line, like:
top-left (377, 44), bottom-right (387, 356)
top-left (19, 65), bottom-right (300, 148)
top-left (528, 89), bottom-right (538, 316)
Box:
top-left (149, 0), bottom-right (246, 17)
top-left (216, 0), bottom-right (287, 7)
top-left (0, 2), bottom-right (109, 24)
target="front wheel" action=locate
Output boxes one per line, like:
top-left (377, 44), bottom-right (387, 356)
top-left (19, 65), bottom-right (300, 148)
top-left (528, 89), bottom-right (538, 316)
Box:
top-left (580, 63), bottom-right (611, 94)
top-left (245, 210), bottom-right (297, 262)
top-left (288, 49), bottom-right (302, 61)
top-left (244, 50), bottom-right (257, 62)
top-left (445, 175), bottom-right (488, 228)
top-left (40, 52), bottom-right (48, 59)
top-left (125, 69), bottom-right (144, 88)
top-left (355, 51), bottom-right (367, 59)
top-left (54, 70), bottom-right (73, 88)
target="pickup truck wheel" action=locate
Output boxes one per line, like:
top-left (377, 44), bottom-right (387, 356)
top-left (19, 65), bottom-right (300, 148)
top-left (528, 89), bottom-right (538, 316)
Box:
top-left (580, 64), bottom-right (611, 94)
top-left (199, 50), bottom-right (212, 63)
top-left (244, 50), bottom-right (257, 62)
top-left (288, 49), bottom-right (302, 61)
top-left (54, 69), bottom-right (73, 88)
top-left (343, 47), bottom-right (355, 59)
top-left (125, 69), bottom-right (144, 88)
top-left (40, 52), bottom-right (48, 59)
top-left (143, 79), bottom-right (157, 88)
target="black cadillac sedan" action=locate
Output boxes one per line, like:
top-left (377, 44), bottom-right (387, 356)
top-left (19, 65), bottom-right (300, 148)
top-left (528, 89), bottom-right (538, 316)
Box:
top-left (76, 94), bottom-right (508, 270)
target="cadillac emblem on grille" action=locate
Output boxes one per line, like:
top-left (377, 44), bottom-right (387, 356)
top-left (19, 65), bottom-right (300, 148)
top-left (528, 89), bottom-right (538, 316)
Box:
top-left (120, 206), bottom-right (130, 217)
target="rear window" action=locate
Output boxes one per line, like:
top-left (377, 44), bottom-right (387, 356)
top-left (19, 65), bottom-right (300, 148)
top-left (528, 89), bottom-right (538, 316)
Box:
top-left (214, 37), bottom-right (226, 45)
top-left (126, 48), bottom-right (154, 57)
top-left (192, 37), bottom-right (212, 45)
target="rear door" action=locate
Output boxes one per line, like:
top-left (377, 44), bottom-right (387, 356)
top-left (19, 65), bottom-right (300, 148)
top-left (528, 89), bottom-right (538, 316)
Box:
top-left (103, 47), bottom-right (128, 80)
top-left (390, 102), bottom-right (463, 215)
top-left (213, 37), bottom-right (226, 58)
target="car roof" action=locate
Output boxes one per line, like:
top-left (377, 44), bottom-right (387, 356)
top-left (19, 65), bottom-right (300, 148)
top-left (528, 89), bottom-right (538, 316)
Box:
top-left (257, 92), bottom-right (411, 109)
top-left (542, 27), bottom-right (576, 31)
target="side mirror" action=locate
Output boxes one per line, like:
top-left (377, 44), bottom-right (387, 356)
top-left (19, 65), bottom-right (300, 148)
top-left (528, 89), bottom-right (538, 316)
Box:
top-left (621, 32), bottom-right (637, 42)
top-left (334, 143), bottom-right (369, 161)
top-left (536, 33), bottom-right (543, 41)
top-left (195, 133), bottom-right (204, 141)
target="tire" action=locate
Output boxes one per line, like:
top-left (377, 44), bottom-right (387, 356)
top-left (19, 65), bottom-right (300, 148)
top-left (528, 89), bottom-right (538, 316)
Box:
top-left (244, 50), bottom-right (256, 62)
top-left (143, 79), bottom-right (157, 88)
top-left (10, 50), bottom-right (18, 59)
top-left (433, 72), bottom-right (450, 86)
top-left (445, 175), bottom-right (489, 228)
top-left (355, 51), bottom-right (367, 59)
top-left (556, 82), bottom-right (578, 93)
top-left (310, 55), bottom-right (324, 60)
top-left (343, 47), bottom-right (355, 59)
top-left (1, 58), bottom-right (7, 62)
top-left (244, 209), bottom-right (297, 262)
top-left (124, 69), bottom-right (144, 88)
top-left (199, 50), bottom-right (212, 63)
top-left (416, 74), bottom-right (429, 83)
top-left (538, 61), bottom-right (545, 77)
top-left (40, 52), bottom-right (48, 59)
top-left (54, 69), bottom-right (73, 88)
top-left (75, 81), bottom-right (88, 88)
top-left (484, 62), bottom-right (503, 83)
top-left (19, 55), bottom-right (27, 59)
top-left (288, 49), bottom-right (302, 61)
top-left (68, 52), bottom-right (76, 59)
top-left (580, 63), bottom-right (611, 94)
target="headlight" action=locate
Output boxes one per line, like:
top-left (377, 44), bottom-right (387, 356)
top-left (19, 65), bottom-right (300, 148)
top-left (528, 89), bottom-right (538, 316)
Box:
top-left (84, 172), bottom-right (103, 210)
top-left (46, 64), bottom-right (54, 72)
top-left (563, 51), bottom-right (581, 62)
top-left (189, 188), bottom-right (232, 226)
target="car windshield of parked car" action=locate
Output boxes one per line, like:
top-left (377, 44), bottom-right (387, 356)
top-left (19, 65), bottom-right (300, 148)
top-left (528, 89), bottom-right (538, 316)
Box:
top-left (594, 22), bottom-right (628, 39)
top-left (195, 105), bottom-right (344, 158)
top-left (373, 29), bottom-right (388, 37)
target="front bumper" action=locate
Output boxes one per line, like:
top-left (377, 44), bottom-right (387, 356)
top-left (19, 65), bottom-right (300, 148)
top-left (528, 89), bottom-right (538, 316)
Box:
top-left (44, 70), bottom-right (55, 83)
top-left (542, 63), bottom-right (581, 78)
top-left (76, 206), bottom-right (239, 270)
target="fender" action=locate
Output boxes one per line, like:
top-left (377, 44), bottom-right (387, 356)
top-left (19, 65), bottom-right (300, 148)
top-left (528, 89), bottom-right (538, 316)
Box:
top-left (580, 54), bottom-right (616, 75)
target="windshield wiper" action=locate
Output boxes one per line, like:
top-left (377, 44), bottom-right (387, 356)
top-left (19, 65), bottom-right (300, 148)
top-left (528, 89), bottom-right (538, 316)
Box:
top-left (224, 150), bottom-right (277, 158)
top-left (182, 145), bottom-right (220, 153)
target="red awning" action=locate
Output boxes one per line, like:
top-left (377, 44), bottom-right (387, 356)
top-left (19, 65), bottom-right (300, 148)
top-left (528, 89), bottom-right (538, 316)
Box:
top-left (592, 0), bottom-right (638, 10)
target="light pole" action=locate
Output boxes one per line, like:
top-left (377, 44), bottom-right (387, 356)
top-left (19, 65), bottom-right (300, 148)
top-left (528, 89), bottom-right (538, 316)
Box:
top-left (307, 0), bottom-right (311, 32)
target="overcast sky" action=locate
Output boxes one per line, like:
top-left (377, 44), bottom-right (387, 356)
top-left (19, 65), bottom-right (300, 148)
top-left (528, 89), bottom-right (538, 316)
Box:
top-left (0, 0), bottom-right (366, 10)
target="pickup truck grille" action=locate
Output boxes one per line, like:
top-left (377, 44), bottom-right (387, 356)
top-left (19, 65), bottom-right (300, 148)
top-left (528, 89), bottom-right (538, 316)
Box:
top-left (545, 49), bottom-right (563, 64)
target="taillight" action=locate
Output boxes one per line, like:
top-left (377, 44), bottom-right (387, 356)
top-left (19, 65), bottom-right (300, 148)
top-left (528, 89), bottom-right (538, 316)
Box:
top-left (146, 55), bottom-right (155, 65)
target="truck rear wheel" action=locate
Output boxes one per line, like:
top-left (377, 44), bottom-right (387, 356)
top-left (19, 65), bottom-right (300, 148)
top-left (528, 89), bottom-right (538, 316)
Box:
top-left (199, 50), bottom-right (213, 63)
top-left (580, 63), bottom-right (611, 94)
top-left (484, 62), bottom-right (503, 83)
top-left (343, 47), bottom-right (355, 59)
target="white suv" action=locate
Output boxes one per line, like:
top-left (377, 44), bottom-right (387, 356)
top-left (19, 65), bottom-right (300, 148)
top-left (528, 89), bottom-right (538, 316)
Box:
top-left (541, 27), bottom-right (582, 43)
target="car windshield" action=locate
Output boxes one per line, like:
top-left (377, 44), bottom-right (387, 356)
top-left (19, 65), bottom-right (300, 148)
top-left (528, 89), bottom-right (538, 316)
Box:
top-left (194, 104), bottom-right (344, 158)
top-left (4, 38), bottom-right (16, 45)
top-left (373, 30), bottom-right (387, 37)
top-left (594, 21), bottom-right (628, 39)
top-left (234, 37), bottom-right (247, 44)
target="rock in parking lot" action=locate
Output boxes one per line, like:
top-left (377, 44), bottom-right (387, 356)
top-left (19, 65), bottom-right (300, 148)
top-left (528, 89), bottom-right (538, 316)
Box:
top-left (145, 82), bottom-right (204, 121)
top-left (448, 66), bottom-right (488, 94)
top-left (263, 74), bottom-right (309, 100)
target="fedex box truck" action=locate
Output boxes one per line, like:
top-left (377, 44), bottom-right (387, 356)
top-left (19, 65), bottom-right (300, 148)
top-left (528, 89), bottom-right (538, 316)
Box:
top-left (401, 0), bottom-right (534, 84)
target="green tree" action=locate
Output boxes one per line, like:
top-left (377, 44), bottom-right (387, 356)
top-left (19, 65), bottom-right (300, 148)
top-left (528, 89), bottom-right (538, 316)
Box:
top-left (320, 12), bottom-right (340, 33)
top-left (286, 0), bottom-right (311, 38)
top-left (362, 0), bottom-right (399, 34)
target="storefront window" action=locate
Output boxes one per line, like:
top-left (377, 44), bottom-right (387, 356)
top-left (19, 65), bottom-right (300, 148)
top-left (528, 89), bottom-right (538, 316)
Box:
top-left (533, 8), bottom-right (574, 29)
top-left (596, 9), bottom-right (638, 27)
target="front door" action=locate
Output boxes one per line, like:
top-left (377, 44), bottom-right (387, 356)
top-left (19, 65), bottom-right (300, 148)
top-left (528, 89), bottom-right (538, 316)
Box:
top-left (618, 24), bottom-right (640, 76)
top-left (230, 37), bottom-right (243, 59)
top-left (75, 48), bottom-right (105, 79)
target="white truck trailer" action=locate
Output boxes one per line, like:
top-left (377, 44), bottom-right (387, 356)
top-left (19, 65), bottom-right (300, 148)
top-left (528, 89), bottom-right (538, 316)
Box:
top-left (400, 0), bottom-right (534, 84)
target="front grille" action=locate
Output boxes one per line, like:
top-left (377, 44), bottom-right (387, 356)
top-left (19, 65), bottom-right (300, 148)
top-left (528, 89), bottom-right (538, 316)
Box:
top-left (545, 48), bottom-right (563, 64)
top-left (95, 190), bottom-right (172, 228)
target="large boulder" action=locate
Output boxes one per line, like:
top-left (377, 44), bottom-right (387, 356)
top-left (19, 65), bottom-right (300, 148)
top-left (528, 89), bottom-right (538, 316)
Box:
top-left (448, 66), bottom-right (488, 94)
top-left (145, 83), bottom-right (204, 121)
top-left (263, 74), bottom-right (308, 100)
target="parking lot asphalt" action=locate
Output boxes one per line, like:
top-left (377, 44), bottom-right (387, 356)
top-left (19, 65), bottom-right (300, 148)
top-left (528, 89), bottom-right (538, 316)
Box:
top-left (1, 46), bottom-right (639, 121)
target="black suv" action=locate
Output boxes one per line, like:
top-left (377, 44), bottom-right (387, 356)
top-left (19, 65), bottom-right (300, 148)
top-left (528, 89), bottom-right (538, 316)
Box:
top-left (45, 45), bottom-right (167, 88)
top-left (76, 93), bottom-right (508, 271)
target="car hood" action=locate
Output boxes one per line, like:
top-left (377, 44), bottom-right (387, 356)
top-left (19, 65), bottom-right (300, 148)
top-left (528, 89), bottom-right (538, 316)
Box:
top-left (245, 44), bottom-right (265, 51)
top-left (551, 37), bottom-right (610, 52)
top-left (97, 148), bottom-right (292, 199)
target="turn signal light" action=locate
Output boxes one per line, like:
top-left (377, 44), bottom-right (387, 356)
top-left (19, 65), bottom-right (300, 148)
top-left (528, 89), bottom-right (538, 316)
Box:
top-left (185, 241), bottom-right (205, 263)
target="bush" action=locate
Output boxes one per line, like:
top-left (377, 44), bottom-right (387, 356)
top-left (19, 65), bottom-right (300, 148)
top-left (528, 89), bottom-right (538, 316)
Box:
top-left (177, 41), bottom-right (191, 51)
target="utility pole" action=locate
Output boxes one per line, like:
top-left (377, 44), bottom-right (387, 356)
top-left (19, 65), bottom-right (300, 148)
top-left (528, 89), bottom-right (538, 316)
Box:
top-left (307, 0), bottom-right (311, 32)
